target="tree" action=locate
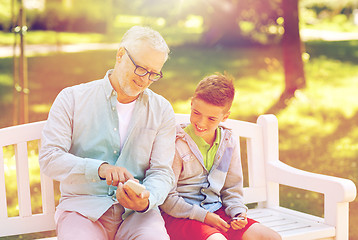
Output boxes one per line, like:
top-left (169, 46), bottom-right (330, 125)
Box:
top-left (282, 0), bottom-right (306, 95)
top-left (125, 0), bottom-right (307, 113)
top-left (266, 0), bottom-right (306, 114)
top-left (190, 0), bottom-right (307, 112)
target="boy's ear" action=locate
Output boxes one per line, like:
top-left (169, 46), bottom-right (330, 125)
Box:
top-left (222, 111), bottom-right (231, 122)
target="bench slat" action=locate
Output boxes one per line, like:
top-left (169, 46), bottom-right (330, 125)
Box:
top-left (246, 136), bottom-right (266, 188)
top-left (15, 142), bottom-right (33, 217)
top-left (0, 213), bottom-right (56, 237)
top-left (38, 140), bottom-right (56, 215)
top-left (0, 121), bottom-right (45, 147)
top-left (224, 118), bottom-right (262, 139)
top-left (0, 147), bottom-right (8, 219)
top-left (242, 186), bottom-right (267, 204)
top-left (247, 208), bottom-right (335, 240)
top-left (40, 172), bottom-right (55, 215)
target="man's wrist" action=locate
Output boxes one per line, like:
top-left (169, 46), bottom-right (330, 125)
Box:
top-left (235, 212), bottom-right (243, 217)
top-left (98, 162), bottom-right (109, 180)
top-left (137, 200), bottom-right (150, 213)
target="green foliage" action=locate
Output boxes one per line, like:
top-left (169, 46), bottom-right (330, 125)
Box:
top-left (27, 3), bottom-right (107, 33)
top-left (0, 0), bottom-right (12, 31)
top-left (1, 0), bottom-right (358, 46)
top-left (300, 0), bottom-right (358, 32)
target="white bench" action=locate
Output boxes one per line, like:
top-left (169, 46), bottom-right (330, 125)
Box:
top-left (0, 114), bottom-right (356, 239)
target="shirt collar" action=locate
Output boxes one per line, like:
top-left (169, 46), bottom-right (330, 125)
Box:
top-left (184, 124), bottom-right (221, 149)
top-left (104, 69), bottom-right (116, 100)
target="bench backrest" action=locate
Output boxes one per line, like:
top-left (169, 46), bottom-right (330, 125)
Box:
top-left (0, 121), bottom-right (55, 237)
top-left (0, 114), bottom-right (277, 237)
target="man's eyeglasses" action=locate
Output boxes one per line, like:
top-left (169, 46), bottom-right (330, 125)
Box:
top-left (124, 48), bottom-right (163, 82)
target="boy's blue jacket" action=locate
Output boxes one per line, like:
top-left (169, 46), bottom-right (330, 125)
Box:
top-left (160, 123), bottom-right (248, 222)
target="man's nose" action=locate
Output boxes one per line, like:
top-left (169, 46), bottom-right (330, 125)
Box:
top-left (139, 74), bottom-right (151, 83)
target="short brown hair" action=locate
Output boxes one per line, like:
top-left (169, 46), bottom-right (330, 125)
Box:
top-left (193, 73), bottom-right (235, 111)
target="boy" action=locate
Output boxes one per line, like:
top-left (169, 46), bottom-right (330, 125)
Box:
top-left (160, 74), bottom-right (281, 240)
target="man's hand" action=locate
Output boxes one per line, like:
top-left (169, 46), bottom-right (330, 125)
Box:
top-left (98, 163), bottom-right (133, 186)
top-left (204, 212), bottom-right (231, 232)
top-left (116, 182), bottom-right (150, 212)
top-left (230, 212), bottom-right (248, 230)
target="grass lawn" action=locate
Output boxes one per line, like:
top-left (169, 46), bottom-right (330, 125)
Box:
top-left (0, 40), bottom-right (357, 239)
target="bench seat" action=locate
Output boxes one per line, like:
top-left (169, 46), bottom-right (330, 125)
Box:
top-left (247, 208), bottom-right (335, 240)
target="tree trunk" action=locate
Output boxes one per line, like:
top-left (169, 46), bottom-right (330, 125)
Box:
top-left (282, 0), bottom-right (306, 97)
top-left (265, 0), bottom-right (306, 114)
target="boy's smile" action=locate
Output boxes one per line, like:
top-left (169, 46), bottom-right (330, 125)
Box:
top-left (195, 125), bottom-right (206, 132)
top-left (190, 98), bottom-right (230, 145)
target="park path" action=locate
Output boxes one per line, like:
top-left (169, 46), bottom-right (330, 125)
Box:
top-left (300, 28), bottom-right (358, 41)
top-left (1, 29), bottom-right (358, 58)
top-left (0, 42), bottom-right (119, 58)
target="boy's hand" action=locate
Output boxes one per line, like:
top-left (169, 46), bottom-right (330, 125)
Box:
top-left (230, 212), bottom-right (248, 230)
top-left (204, 212), bottom-right (231, 232)
top-left (98, 163), bottom-right (134, 186)
top-left (116, 182), bottom-right (150, 212)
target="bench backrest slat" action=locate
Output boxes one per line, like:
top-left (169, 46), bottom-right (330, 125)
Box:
top-left (37, 138), bottom-right (56, 215)
top-left (15, 141), bottom-right (32, 217)
top-left (40, 173), bottom-right (56, 214)
top-left (0, 147), bottom-right (8, 219)
top-left (0, 121), bottom-right (45, 146)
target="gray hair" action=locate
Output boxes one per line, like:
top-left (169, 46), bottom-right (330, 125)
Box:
top-left (119, 26), bottom-right (170, 61)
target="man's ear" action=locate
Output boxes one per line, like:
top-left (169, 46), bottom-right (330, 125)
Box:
top-left (116, 47), bottom-right (126, 62)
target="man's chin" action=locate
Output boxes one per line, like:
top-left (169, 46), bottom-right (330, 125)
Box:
top-left (122, 87), bottom-right (142, 98)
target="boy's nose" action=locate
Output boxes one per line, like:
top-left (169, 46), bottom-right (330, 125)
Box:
top-left (197, 118), bottom-right (206, 127)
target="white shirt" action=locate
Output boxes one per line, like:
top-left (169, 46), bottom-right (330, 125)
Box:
top-left (116, 100), bottom-right (136, 150)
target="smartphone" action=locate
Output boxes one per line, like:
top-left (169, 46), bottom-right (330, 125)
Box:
top-left (227, 216), bottom-right (246, 223)
top-left (123, 179), bottom-right (146, 195)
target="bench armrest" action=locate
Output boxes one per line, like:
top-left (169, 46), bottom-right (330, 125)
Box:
top-left (258, 114), bottom-right (356, 238)
top-left (266, 160), bottom-right (356, 203)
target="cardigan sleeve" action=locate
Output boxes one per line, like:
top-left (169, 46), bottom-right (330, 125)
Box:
top-left (220, 136), bottom-right (248, 217)
top-left (160, 149), bottom-right (209, 222)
